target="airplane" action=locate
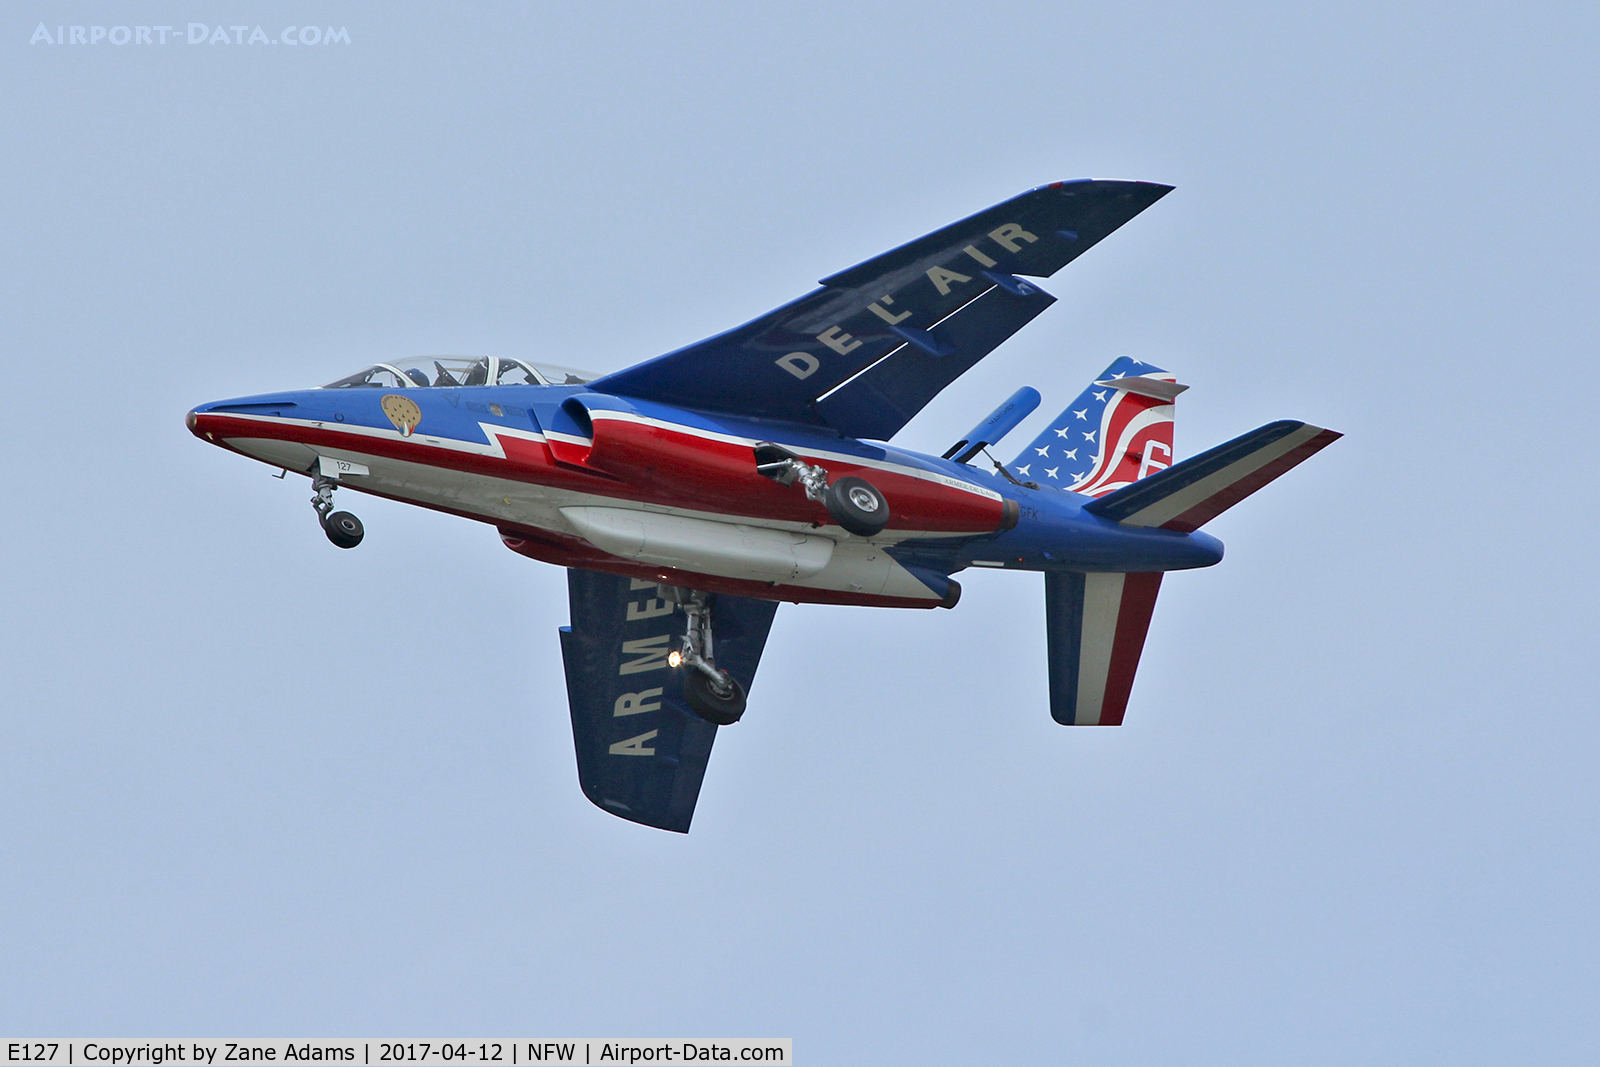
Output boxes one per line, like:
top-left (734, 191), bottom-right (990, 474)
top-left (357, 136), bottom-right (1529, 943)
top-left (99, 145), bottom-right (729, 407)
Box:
top-left (187, 179), bottom-right (1340, 832)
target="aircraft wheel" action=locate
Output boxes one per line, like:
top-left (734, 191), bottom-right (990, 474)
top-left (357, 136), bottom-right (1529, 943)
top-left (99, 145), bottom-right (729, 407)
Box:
top-left (322, 510), bottom-right (364, 549)
top-left (685, 670), bottom-right (746, 726)
top-left (825, 476), bottom-right (889, 536)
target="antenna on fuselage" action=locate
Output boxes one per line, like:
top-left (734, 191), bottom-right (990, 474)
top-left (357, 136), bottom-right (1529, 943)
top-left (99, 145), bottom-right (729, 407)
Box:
top-left (982, 447), bottom-right (1039, 490)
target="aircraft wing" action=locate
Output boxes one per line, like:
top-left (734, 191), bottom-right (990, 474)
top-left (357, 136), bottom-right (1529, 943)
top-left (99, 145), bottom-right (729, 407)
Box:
top-left (589, 180), bottom-right (1172, 435)
top-left (558, 568), bottom-right (780, 832)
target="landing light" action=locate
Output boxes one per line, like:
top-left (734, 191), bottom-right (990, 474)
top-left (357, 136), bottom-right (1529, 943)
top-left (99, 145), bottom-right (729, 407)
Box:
top-left (668, 650), bottom-right (683, 668)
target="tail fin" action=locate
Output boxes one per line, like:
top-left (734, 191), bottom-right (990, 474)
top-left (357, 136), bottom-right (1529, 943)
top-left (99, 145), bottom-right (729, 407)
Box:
top-left (1085, 420), bottom-right (1342, 532)
top-left (1044, 570), bottom-right (1162, 726)
top-left (1009, 356), bottom-right (1187, 495)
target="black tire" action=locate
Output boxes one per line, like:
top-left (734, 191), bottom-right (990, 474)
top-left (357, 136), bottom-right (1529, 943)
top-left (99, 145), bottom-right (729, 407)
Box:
top-left (824, 476), bottom-right (889, 536)
top-left (322, 510), bottom-right (364, 549)
top-left (684, 669), bottom-right (746, 725)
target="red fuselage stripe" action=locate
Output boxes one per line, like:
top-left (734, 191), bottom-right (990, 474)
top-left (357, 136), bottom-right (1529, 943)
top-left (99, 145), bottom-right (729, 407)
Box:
top-left (194, 412), bottom-right (1004, 534)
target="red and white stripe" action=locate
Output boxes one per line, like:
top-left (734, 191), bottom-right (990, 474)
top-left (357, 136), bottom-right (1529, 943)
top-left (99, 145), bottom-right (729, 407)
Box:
top-left (1064, 572), bottom-right (1163, 726)
top-left (1071, 377), bottom-right (1178, 498)
top-left (1117, 423), bottom-right (1341, 532)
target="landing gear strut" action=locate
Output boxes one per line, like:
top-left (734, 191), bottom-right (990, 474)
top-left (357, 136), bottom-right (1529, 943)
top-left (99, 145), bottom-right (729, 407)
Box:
top-left (311, 476), bottom-right (364, 549)
top-left (660, 586), bottom-right (747, 725)
top-left (753, 443), bottom-right (889, 537)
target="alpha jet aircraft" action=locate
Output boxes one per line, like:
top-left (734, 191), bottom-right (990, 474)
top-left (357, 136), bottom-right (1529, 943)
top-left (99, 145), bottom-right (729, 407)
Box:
top-left (188, 180), bottom-right (1339, 832)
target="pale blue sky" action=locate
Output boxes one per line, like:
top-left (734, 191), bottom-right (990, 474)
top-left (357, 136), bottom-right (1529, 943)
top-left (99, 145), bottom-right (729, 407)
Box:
top-left (3, 2), bottom-right (1597, 1062)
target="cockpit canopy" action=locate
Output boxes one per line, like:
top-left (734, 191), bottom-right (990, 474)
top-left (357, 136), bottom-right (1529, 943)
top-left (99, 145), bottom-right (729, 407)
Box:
top-left (323, 355), bottom-right (597, 390)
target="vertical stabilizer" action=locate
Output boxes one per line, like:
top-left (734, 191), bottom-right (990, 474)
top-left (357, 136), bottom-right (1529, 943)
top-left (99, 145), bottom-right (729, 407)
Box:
top-left (1010, 356), bottom-right (1186, 495)
top-left (1043, 570), bottom-right (1163, 726)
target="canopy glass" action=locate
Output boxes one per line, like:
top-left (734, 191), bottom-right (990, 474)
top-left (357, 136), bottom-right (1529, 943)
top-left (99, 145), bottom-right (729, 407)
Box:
top-left (323, 355), bottom-right (597, 390)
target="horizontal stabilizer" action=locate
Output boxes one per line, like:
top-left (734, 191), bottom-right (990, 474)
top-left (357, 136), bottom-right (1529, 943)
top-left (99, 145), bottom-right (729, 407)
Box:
top-left (1044, 571), bottom-right (1162, 726)
top-left (1093, 376), bottom-right (1188, 401)
top-left (1085, 421), bottom-right (1341, 531)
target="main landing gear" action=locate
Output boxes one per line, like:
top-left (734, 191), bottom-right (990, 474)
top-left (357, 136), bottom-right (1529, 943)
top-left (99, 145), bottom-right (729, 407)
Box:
top-left (311, 476), bottom-right (364, 549)
top-left (753, 443), bottom-right (889, 537)
top-left (660, 586), bottom-right (747, 726)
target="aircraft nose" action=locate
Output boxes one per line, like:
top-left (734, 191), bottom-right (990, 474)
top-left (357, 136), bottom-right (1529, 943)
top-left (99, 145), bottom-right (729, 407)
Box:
top-left (186, 393), bottom-right (301, 441)
top-left (186, 399), bottom-right (239, 441)
top-left (185, 403), bottom-right (226, 440)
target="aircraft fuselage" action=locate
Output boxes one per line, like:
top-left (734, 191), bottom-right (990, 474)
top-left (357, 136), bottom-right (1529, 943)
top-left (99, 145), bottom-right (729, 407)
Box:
top-left (188, 379), bottom-right (1223, 608)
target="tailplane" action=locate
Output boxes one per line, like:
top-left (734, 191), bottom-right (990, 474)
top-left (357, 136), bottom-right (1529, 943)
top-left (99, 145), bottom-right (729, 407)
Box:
top-left (1085, 420), bottom-right (1342, 532)
top-left (1009, 356), bottom-right (1186, 495)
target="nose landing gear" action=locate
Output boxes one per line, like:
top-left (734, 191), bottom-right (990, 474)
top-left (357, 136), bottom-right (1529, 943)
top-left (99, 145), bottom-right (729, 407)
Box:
top-left (660, 586), bottom-right (747, 725)
top-left (311, 476), bottom-right (364, 549)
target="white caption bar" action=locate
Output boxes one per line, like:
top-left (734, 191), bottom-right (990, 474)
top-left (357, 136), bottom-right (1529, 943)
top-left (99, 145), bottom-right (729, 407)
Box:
top-left (1, 1044), bottom-right (791, 1067)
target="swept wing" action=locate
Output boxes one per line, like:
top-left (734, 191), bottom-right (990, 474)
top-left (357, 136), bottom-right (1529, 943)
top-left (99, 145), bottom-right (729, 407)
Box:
top-left (559, 568), bottom-right (779, 832)
top-left (589, 180), bottom-right (1171, 435)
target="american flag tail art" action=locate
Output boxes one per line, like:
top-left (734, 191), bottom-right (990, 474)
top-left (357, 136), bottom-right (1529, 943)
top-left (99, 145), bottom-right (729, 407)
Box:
top-left (1008, 356), bottom-right (1185, 496)
top-left (1025, 361), bottom-right (1340, 727)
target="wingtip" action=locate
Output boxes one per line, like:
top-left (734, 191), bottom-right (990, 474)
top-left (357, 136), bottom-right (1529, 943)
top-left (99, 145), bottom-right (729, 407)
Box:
top-left (1288, 422), bottom-right (1344, 445)
top-left (1041, 178), bottom-right (1175, 194)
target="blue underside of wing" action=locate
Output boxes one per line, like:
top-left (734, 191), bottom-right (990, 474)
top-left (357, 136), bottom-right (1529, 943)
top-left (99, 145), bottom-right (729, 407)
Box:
top-left (559, 568), bottom-right (779, 833)
top-left (588, 180), bottom-right (1172, 434)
